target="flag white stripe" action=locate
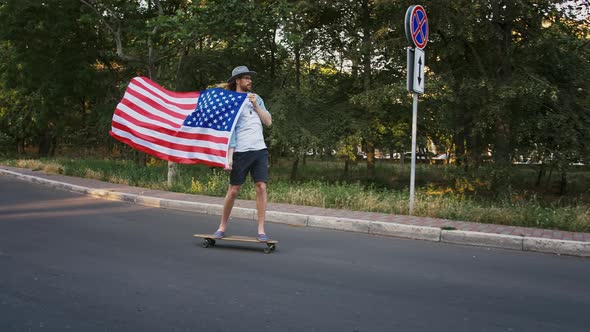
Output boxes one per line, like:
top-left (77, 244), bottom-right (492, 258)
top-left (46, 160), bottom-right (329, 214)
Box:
top-left (112, 114), bottom-right (227, 151)
top-left (110, 77), bottom-right (248, 167)
top-left (111, 127), bottom-right (227, 164)
top-left (134, 77), bottom-right (199, 106)
top-left (116, 103), bottom-right (181, 131)
top-left (116, 103), bottom-right (232, 140)
top-left (176, 126), bottom-right (233, 137)
top-left (127, 85), bottom-right (194, 116)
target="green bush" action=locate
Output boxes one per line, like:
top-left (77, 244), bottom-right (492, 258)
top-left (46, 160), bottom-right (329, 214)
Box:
top-left (1, 157), bottom-right (588, 233)
top-left (0, 132), bottom-right (15, 157)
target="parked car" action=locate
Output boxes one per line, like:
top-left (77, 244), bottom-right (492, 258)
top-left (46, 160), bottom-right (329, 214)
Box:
top-left (431, 153), bottom-right (449, 164)
top-left (403, 152), bottom-right (429, 163)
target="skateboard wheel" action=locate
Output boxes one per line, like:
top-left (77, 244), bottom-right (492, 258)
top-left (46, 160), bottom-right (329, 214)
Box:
top-left (202, 239), bottom-right (215, 248)
top-left (264, 244), bottom-right (276, 253)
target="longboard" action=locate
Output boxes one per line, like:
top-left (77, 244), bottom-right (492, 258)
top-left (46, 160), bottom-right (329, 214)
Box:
top-left (193, 234), bottom-right (278, 254)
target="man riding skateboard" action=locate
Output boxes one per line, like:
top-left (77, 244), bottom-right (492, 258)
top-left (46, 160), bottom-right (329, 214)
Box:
top-left (212, 66), bottom-right (272, 241)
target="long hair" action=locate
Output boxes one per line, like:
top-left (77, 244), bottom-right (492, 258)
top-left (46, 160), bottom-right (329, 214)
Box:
top-left (227, 80), bottom-right (237, 91)
top-left (213, 81), bottom-right (235, 91)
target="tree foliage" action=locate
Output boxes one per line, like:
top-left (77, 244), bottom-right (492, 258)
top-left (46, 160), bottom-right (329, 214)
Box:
top-left (0, 0), bottom-right (588, 191)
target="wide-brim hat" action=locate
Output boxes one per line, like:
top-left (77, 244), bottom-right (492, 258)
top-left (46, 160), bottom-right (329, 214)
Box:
top-left (227, 65), bottom-right (257, 83)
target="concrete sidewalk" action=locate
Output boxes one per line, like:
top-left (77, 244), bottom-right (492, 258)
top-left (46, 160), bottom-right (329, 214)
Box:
top-left (1, 165), bottom-right (588, 257)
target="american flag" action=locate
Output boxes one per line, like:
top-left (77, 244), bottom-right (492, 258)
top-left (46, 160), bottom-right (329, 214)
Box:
top-left (109, 77), bottom-right (247, 168)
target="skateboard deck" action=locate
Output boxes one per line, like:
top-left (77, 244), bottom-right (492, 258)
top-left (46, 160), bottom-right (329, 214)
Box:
top-left (193, 234), bottom-right (278, 254)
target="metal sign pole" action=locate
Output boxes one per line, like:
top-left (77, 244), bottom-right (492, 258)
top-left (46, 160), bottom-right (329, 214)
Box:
top-left (405, 4), bottom-right (428, 216)
top-left (409, 92), bottom-right (418, 215)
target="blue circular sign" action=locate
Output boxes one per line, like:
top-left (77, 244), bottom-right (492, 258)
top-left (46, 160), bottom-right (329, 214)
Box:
top-left (405, 5), bottom-right (429, 49)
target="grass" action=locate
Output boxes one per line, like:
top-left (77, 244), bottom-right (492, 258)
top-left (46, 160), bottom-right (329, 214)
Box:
top-left (1, 157), bottom-right (589, 233)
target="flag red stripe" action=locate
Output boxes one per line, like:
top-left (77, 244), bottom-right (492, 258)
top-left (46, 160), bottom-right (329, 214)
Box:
top-left (109, 131), bottom-right (225, 167)
top-left (118, 99), bottom-right (181, 128)
top-left (132, 77), bottom-right (200, 100)
top-left (111, 77), bottom-right (235, 167)
top-left (131, 78), bottom-right (198, 110)
top-left (111, 121), bottom-right (226, 157)
top-left (125, 88), bottom-right (189, 121)
top-left (113, 109), bottom-right (229, 144)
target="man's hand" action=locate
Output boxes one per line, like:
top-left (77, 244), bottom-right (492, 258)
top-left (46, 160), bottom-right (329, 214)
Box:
top-left (247, 93), bottom-right (272, 127)
top-left (224, 162), bottom-right (233, 171)
top-left (248, 93), bottom-right (258, 107)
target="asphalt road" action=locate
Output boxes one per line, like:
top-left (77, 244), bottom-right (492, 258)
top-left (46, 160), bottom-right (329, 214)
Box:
top-left (1, 175), bottom-right (589, 332)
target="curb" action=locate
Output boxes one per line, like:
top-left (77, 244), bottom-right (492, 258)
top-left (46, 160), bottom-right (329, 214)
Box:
top-left (1, 168), bottom-right (588, 258)
top-left (370, 221), bottom-right (441, 242)
top-left (441, 230), bottom-right (524, 251)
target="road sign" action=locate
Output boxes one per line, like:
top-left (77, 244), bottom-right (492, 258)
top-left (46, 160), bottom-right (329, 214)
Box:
top-left (404, 5), bottom-right (429, 215)
top-left (406, 48), bottom-right (425, 94)
top-left (412, 48), bottom-right (425, 94)
top-left (404, 5), bottom-right (429, 50)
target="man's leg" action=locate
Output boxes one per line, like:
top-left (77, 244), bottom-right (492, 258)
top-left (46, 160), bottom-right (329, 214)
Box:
top-left (251, 149), bottom-right (270, 236)
top-left (254, 182), bottom-right (267, 235)
top-left (217, 184), bottom-right (240, 232)
top-left (217, 150), bottom-right (248, 234)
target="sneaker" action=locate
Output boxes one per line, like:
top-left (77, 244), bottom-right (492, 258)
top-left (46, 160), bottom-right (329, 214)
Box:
top-left (212, 230), bottom-right (225, 239)
top-left (257, 234), bottom-right (270, 241)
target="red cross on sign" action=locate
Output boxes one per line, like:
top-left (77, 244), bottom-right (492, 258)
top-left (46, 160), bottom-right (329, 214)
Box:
top-left (405, 5), bottom-right (429, 50)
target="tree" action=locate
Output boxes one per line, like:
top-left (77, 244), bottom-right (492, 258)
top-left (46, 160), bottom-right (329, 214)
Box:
top-left (0, 0), bottom-right (105, 156)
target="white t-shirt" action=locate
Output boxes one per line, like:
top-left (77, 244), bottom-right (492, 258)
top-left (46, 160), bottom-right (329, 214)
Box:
top-left (229, 94), bottom-right (270, 152)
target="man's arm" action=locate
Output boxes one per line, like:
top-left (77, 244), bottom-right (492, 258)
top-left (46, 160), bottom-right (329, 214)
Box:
top-left (228, 131), bottom-right (237, 148)
top-left (248, 94), bottom-right (272, 127)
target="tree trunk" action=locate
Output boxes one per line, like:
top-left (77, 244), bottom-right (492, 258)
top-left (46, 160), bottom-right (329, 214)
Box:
top-left (294, 45), bottom-right (301, 91)
top-left (290, 155), bottom-right (300, 181)
top-left (559, 170), bottom-right (567, 195)
top-left (535, 164), bottom-right (545, 187)
top-left (167, 161), bottom-right (178, 187)
top-left (49, 135), bottom-right (57, 156)
top-left (491, 2), bottom-right (514, 191)
top-left (17, 139), bottom-right (25, 154)
top-left (454, 122), bottom-right (465, 166)
top-left (38, 130), bottom-right (53, 157)
top-left (134, 150), bottom-right (147, 166)
top-left (471, 134), bottom-right (482, 169)
top-left (366, 142), bottom-right (375, 179)
top-left (360, 0), bottom-right (371, 92)
top-left (464, 124), bottom-right (473, 171)
top-left (491, 121), bottom-right (512, 193)
top-left (351, 57), bottom-right (359, 82)
top-left (546, 164), bottom-right (554, 190)
top-left (493, 121), bottom-right (511, 167)
top-left (270, 27), bottom-right (277, 83)
top-left (422, 147), bottom-right (431, 164)
top-left (360, 0), bottom-right (374, 179)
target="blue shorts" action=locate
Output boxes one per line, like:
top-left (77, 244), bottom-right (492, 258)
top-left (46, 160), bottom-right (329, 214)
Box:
top-left (230, 149), bottom-right (269, 185)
